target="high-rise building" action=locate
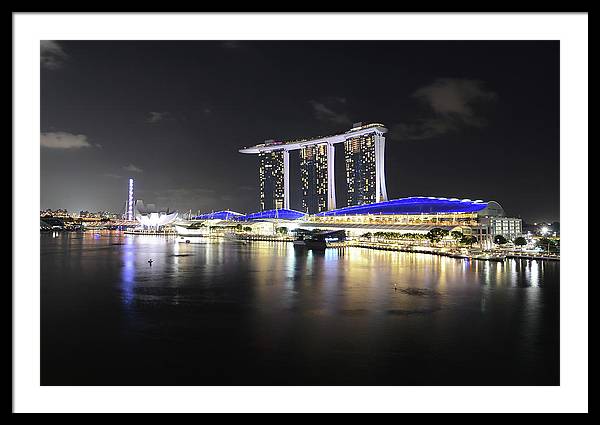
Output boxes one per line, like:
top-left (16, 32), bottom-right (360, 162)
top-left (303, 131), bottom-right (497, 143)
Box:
top-left (240, 123), bottom-right (387, 211)
top-left (344, 133), bottom-right (378, 206)
top-left (127, 178), bottom-right (134, 221)
top-left (259, 150), bottom-right (286, 211)
top-left (345, 125), bottom-right (387, 207)
top-left (300, 143), bottom-right (328, 214)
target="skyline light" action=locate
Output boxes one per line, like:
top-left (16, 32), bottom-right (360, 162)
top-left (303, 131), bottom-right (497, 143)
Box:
top-left (127, 178), bottom-right (134, 221)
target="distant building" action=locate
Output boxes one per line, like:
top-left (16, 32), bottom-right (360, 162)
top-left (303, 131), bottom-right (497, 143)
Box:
top-left (479, 216), bottom-right (523, 241)
top-left (40, 208), bottom-right (69, 218)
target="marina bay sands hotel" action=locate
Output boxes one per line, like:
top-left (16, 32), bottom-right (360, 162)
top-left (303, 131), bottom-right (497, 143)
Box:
top-left (239, 122), bottom-right (388, 214)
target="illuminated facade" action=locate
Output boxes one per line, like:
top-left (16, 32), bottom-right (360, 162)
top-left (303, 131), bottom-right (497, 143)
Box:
top-left (127, 178), bottom-right (134, 221)
top-left (259, 150), bottom-right (287, 211)
top-left (345, 133), bottom-right (376, 206)
top-left (300, 143), bottom-right (329, 213)
top-left (192, 210), bottom-right (243, 221)
top-left (240, 123), bottom-right (387, 212)
top-left (479, 216), bottom-right (523, 240)
top-left (184, 197), bottom-right (521, 245)
top-left (134, 200), bottom-right (178, 229)
top-left (237, 208), bottom-right (306, 221)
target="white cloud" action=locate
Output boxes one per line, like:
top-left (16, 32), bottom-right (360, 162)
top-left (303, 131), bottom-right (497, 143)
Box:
top-left (40, 41), bottom-right (68, 70)
top-left (41, 132), bottom-right (91, 149)
top-left (123, 164), bottom-right (143, 173)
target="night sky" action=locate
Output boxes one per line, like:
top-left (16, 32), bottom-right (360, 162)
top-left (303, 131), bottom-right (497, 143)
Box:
top-left (41, 40), bottom-right (559, 222)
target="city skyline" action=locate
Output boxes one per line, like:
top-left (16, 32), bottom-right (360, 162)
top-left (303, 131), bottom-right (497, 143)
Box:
top-left (41, 40), bottom-right (560, 221)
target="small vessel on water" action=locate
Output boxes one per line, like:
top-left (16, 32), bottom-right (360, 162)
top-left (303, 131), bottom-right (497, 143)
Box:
top-left (174, 220), bottom-right (210, 237)
top-left (292, 229), bottom-right (346, 250)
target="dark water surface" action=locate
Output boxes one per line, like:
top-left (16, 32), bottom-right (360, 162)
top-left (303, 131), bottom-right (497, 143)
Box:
top-left (41, 232), bottom-right (559, 385)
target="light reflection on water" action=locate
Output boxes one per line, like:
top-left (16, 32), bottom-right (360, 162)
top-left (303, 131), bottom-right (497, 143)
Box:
top-left (121, 235), bottom-right (135, 306)
top-left (41, 232), bottom-right (559, 385)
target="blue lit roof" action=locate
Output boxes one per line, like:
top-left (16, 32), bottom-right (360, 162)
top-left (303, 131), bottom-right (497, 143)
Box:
top-left (316, 197), bottom-right (491, 216)
top-left (192, 210), bottom-right (243, 220)
top-left (238, 208), bottom-right (307, 221)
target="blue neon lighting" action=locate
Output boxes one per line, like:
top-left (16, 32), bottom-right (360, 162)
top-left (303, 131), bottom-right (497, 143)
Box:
top-left (192, 210), bottom-right (244, 220)
top-left (316, 197), bottom-right (489, 217)
top-left (237, 208), bottom-right (306, 221)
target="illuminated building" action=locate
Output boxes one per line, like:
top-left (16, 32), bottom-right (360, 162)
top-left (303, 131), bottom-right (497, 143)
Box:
top-left (231, 197), bottom-right (521, 247)
top-left (307, 197), bottom-right (521, 245)
top-left (127, 178), bottom-right (134, 221)
top-left (258, 149), bottom-right (287, 211)
top-left (240, 122), bottom-right (388, 211)
top-left (300, 143), bottom-right (328, 213)
top-left (134, 200), bottom-right (178, 229)
top-left (40, 208), bottom-right (69, 218)
top-left (344, 130), bottom-right (387, 206)
top-left (192, 210), bottom-right (244, 220)
top-left (479, 216), bottom-right (523, 241)
top-left (236, 208), bottom-right (306, 221)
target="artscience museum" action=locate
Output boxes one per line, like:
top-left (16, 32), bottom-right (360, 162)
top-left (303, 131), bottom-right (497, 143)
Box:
top-left (134, 200), bottom-right (178, 230)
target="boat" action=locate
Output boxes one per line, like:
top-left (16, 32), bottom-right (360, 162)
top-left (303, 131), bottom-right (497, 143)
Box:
top-left (293, 229), bottom-right (346, 250)
top-left (174, 220), bottom-right (210, 237)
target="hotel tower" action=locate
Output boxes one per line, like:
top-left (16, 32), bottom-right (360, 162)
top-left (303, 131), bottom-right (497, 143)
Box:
top-left (240, 123), bottom-right (388, 213)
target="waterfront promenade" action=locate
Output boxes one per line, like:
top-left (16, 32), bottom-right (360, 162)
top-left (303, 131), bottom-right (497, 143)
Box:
top-left (227, 234), bottom-right (560, 262)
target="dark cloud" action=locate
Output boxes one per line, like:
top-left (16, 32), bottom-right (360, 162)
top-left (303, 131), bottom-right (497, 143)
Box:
top-left (41, 41), bottom-right (68, 70)
top-left (145, 111), bottom-right (172, 123)
top-left (102, 173), bottom-right (123, 179)
top-left (123, 164), bottom-right (143, 173)
top-left (309, 99), bottom-right (352, 126)
top-left (391, 78), bottom-right (497, 141)
top-left (140, 188), bottom-right (218, 212)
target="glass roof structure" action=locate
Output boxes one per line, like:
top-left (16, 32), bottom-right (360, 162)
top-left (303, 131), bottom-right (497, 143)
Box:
top-left (315, 197), bottom-right (491, 217)
top-left (237, 208), bottom-right (307, 221)
top-left (192, 210), bottom-right (243, 221)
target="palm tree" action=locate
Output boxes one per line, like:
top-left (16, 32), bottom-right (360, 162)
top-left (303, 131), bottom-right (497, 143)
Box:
top-left (513, 236), bottom-right (527, 251)
top-left (451, 231), bottom-right (463, 246)
top-left (460, 235), bottom-right (478, 247)
top-left (493, 235), bottom-right (508, 246)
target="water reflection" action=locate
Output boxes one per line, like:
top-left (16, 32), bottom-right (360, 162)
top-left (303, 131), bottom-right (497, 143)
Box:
top-left (120, 235), bottom-right (135, 306)
top-left (42, 232), bottom-right (560, 385)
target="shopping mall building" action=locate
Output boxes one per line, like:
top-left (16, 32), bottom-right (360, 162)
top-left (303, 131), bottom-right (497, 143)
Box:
top-left (195, 196), bottom-right (523, 247)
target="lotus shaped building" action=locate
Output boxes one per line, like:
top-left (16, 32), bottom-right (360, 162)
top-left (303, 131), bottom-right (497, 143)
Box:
top-left (135, 200), bottom-right (178, 229)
